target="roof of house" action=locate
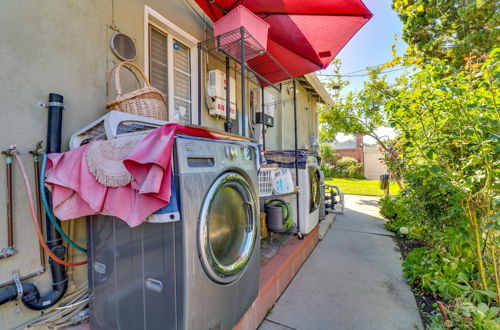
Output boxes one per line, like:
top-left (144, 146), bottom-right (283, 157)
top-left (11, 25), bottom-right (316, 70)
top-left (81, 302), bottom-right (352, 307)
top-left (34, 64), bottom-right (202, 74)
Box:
top-left (332, 139), bottom-right (357, 150)
top-left (297, 73), bottom-right (333, 106)
top-left (331, 139), bottom-right (375, 150)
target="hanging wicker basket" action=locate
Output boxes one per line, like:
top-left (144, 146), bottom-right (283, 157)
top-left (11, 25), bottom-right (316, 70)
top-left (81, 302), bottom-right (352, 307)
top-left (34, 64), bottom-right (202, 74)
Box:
top-left (106, 61), bottom-right (167, 121)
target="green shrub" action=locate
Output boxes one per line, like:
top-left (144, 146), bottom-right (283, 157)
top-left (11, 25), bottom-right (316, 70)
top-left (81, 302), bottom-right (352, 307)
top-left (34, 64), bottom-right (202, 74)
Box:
top-left (319, 163), bottom-right (336, 178)
top-left (347, 163), bottom-right (363, 176)
top-left (379, 195), bottom-right (398, 220)
top-left (427, 300), bottom-right (500, 329)
top-left (322, 156), bottom-right (365, 179)
top-left (336, 156), bottom-right (358, 168)
top-left (402, 248), bottom-right (489, 302)
top-left (319, 144), bottom-right (339, 164)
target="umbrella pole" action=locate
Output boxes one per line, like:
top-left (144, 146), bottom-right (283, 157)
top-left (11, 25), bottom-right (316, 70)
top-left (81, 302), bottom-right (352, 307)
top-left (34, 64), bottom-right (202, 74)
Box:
top-left (261, 86), bottom-right (266, 150)
top-left (197, 42), bottom-right (202, 126)
top-left (240, 26), bottom-right (246, 137)
top-left (225, 56), bottom-right (231, 132)
top-left (293, 79), bottom-right (301, 238)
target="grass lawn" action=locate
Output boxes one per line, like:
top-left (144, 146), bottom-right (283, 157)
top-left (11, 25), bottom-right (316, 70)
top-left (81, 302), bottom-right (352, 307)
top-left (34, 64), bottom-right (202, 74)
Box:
top-left (324, 178), bottom-right (400, 197)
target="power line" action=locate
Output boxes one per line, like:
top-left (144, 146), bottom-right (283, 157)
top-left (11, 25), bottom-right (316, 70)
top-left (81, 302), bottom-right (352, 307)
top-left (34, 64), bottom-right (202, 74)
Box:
top-left (339, 62), bottom-right (388, 75)
top-left (318, 62), bottom-right (391, 76)
top-left (318, 67), bottom-right (406, 78)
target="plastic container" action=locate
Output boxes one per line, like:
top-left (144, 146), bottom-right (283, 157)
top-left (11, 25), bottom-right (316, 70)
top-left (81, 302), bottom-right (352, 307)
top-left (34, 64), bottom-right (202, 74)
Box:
top-left (258, 168), bottom-right (275, 197)
top-left (213, 5), bottom-right (270, 60)
top-left (273, 168), bottom-right (294, 195)
top-left (264, 199), bottom-right (293, 233)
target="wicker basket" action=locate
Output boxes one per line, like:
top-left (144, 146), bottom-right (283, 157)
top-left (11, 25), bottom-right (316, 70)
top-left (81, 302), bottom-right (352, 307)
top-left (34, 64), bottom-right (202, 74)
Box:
top-left (106, 61), bottom-right (167, 121)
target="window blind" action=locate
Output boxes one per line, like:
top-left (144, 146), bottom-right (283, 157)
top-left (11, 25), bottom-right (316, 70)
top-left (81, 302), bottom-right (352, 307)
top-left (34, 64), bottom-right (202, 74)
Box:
top-left (149, 26), bottom-right (168, 99)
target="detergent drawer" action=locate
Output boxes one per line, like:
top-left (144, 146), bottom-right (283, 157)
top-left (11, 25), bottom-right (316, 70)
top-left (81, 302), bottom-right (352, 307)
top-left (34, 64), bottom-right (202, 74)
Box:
top-left (87, 215), bottom-right (184, 330)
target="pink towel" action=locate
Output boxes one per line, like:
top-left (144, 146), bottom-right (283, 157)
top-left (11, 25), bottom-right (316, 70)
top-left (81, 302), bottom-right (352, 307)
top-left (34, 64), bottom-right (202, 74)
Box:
top-left (45, 123), bottom-right (217, 227)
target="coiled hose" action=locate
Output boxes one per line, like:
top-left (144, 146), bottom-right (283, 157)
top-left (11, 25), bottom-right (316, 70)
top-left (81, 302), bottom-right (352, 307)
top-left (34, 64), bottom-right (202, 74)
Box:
top-left (13, 154), bottom-right (86, 267)
top-left (40, 153), bottom-right (87, 253)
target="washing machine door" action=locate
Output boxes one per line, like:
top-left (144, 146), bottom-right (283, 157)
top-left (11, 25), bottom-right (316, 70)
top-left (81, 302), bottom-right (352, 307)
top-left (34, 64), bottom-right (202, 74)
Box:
top-left (309, 166), bottom-right (321, 213)
top-left (198, 172), bottom-right (258, 284)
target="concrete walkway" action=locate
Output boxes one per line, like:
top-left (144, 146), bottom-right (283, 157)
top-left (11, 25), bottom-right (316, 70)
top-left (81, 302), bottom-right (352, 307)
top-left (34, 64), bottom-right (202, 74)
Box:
top-left (259, 195), bottom-right (423, 330)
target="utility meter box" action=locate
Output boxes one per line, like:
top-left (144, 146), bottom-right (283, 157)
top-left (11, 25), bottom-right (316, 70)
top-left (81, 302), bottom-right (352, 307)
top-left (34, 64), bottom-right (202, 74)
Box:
top-left (255, 90), bottom-right (275, 127)
top-left (207, 70), bottom-right (236, 119)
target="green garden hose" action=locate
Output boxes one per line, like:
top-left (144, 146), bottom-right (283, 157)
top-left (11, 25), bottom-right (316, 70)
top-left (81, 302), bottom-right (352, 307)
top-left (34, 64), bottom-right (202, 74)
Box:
top-left (265, 199), bottom-right (293, 228)
top-left (40, 153), bottom-right (87, 253)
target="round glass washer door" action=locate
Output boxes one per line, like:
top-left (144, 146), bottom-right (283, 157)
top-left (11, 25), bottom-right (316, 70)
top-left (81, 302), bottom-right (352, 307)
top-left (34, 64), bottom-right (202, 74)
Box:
top-left (309, 166), bottom-right (321, 213)
top-left (198, 172), bottom-right (257, 284)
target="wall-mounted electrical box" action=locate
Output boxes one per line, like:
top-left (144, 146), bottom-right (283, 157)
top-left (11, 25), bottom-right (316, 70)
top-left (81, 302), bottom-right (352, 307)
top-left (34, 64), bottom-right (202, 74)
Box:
top-left (207, 70), bottom-right (236, 120)
top-left (255, 112), bottom-right (274, 127)
top-left (255, 90), bottom-right (275, 127)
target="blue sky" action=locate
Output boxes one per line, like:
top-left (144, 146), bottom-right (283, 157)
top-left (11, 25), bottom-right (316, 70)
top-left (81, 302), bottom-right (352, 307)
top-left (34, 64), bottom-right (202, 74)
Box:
top-left (321, 0), bottom-right (407, 94)
top-left (319, 0), bottom-right (407, 142)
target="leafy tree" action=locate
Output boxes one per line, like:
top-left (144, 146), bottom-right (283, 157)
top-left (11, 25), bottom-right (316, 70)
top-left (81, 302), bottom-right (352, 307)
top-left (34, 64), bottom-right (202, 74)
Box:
top-left (385, 49), bottom-right (500, 301)
top-left (319, 65), bottom-right (403, 187)
top-left (393, 0), bottom-right (499, 68)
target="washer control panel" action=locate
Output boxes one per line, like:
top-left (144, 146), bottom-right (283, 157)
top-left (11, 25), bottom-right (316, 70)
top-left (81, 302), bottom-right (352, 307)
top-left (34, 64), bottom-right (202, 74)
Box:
top-left (175, 136), bottom-right (257, 174)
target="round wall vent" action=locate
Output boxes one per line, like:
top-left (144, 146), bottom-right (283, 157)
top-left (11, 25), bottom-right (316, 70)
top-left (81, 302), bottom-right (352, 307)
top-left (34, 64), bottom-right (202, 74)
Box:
top-left (110, 33), bottom-right (137, 61)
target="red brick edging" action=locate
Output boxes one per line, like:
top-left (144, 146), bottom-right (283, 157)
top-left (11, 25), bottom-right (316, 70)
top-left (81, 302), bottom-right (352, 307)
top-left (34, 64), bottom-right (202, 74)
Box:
top-left (233, 225), bottom-right (320, 330)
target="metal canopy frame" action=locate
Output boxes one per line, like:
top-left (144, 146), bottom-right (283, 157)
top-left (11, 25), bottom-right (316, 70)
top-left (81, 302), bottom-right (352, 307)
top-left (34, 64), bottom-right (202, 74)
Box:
top-left (197, 26), bottom-right (304, 236)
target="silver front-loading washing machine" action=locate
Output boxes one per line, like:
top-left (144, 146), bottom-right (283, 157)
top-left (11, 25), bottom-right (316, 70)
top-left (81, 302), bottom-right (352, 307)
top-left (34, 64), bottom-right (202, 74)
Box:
top-left (88, 134), bottom-right (260, 330)
top-left (176, 135), bottom-right (260, 330)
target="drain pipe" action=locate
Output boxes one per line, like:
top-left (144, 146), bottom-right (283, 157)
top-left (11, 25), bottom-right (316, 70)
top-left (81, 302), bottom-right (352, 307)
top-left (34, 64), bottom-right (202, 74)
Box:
top-left (37, 92), bottom-right (69, 306)
top-left (0, 146), bottom-right (18, 259)
top-left (0, 93), bottom-right (69, 309)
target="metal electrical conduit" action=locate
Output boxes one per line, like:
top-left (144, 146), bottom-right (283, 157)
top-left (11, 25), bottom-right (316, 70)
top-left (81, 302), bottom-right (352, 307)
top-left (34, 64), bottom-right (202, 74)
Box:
top-left (0, 146), bottom-right (17, 259)
top-left (0, 143), bottom-right (47, 290)
top-left (29, 141), bottom-right (47, 270)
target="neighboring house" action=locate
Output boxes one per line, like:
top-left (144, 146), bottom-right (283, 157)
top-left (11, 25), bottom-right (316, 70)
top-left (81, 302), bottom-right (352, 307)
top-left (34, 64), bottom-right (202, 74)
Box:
top-left (0, 1), bottom-right (331, 327)
top-left (331, 135), bottom-right (387, 180)
top-left (331, 134), bottom-right (365, 164)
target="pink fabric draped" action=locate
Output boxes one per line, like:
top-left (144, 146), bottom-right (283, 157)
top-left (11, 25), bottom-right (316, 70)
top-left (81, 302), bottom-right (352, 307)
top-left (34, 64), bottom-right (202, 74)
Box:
top-left (45, 123), bottom-right (217, 227)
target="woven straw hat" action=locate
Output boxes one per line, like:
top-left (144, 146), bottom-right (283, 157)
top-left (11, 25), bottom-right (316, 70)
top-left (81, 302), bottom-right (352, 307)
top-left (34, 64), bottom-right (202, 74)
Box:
top-left (85, 136), bottom-right (143, 187)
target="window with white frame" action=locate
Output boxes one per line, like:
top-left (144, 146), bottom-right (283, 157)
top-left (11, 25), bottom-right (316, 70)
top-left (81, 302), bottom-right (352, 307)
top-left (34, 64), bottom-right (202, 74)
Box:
top-left (145, 7), bottom-right (197, 124)
top-left (149, 25), bottom-right (192, 124)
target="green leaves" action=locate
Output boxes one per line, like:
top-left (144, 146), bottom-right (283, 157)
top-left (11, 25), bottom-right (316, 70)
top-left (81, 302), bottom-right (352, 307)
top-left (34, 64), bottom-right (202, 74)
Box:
top-left (363, 8), bottom-right (500, 325)
top-left (319, 67), bottom-right (393, 142)
top-left (393, 0), bottom-right (500, 69)
top-left (401, 248), bottom-right (491, 302)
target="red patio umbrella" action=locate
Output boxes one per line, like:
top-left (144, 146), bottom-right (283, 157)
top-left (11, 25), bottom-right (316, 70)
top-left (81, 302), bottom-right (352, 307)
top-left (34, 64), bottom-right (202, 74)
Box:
top-left (195, 0), bottom-right (373, 84)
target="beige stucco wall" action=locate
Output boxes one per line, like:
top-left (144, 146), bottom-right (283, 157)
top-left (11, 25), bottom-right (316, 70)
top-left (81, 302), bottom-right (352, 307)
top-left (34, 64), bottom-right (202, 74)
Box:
top-left (0, 0), bottom-right (322, 327)
top-left (0, 1), bottom-right (111, 326)
top-left (363, 146), bottom-right (387, 180)
top-left (264, 81), bottom-right (319, 151)
top-left (0, 0), bottom-right (206, 327)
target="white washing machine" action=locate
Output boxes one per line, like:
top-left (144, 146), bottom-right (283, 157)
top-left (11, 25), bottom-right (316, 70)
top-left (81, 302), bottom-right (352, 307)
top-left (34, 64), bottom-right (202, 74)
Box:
top-left (264, 151), bottom-right (321, 236)
top-left (297, 155), bottom-right (321, 235)
top-left (88, 135), bottom-right (260, 330)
